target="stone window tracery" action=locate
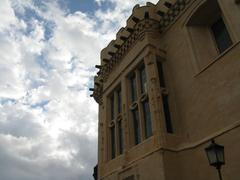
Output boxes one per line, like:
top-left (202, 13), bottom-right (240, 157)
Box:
top-left (128, 63), bottom-right (153, 146)
top-left (108, 85), bottom-right (124, 159)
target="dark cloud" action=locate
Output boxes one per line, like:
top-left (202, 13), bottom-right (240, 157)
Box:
top-left (59, 129), bottom-right (97, 169)
top-left (0, 104), bottom-right (43, 138)
top-left (0, 133), bottom-right (96, 180)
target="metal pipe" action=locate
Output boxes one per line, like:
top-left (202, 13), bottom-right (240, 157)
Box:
top-left (217, 168), bottom-right (223, 180)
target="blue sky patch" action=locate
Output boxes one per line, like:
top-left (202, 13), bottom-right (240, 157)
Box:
top-left (13, 3), bottom-right (55, 40)
top-left (43, 21), bottom-right (56, 40)
top-left (0, 98), bottom-right (17, 105)
top-left (31, 100), bottom-right (50, 110)
top-left (58, 0), bottom-right (116, 15)
top-left (36, 54), bottom-right (53, 71)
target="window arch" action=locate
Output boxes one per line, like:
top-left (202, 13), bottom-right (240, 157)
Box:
top-left (186, 0), bottom-right (233, 70)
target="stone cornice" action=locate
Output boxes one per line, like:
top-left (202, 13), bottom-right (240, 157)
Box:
top-left (101, 18), bottom-right (160, 81)
top-left (91, 0), bottom-right (192, 104)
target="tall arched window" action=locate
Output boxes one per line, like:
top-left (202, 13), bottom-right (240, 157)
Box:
top-left (186, 0), bottom-right (233, 70)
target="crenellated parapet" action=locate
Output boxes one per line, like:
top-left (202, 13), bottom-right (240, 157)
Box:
top-left (91, 0), bottom-right (192, 104)
top-left (101, 18), bottom-right (160, 81)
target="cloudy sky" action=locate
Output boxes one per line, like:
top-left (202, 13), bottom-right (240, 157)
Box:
top-left (0, 0), bottom-right (158, 179)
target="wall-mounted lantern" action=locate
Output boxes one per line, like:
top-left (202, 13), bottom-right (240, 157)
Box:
top-left (205, 140), bottom-right (225, 180)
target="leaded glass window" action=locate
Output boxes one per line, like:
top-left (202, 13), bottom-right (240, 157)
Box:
top-left (110, 126), bottom-right (115, 159)
top-left (143, 100), bottom-right (152, 138)
top-left (108, 85), bottom-right (124, 160)
top-left (140, 66), bottom-right (147, 93)
top-left (118, 121), bottom-right (124, 154)
top-left (211, 18), bottom-right (233, 53)
top-left (132, 108), bottom-right (141, 145)
top-left (157, 60), bottom-right (173, 133)
top-left (130, 74), bottom-right (137, 102)
top-left (128, 62), bottom-right (153, 147)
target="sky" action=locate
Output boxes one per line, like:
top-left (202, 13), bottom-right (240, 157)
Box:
top-left (0, 0), bottom-right (158, 179)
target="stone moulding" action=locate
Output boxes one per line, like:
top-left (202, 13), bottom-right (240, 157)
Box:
top-left (92, 0), bottom-right (192, 104)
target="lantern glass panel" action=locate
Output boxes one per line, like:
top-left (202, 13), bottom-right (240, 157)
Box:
top-left (216, 146), bottom-right (225, 164)
top-left (206, 147), bottom-right (218, 165)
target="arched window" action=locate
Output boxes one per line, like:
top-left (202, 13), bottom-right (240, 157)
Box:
top-left (186, 0), bottom-right (233, 70)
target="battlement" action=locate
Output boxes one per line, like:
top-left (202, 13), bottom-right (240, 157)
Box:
top-left (91, 0), bottom-right (191, 104)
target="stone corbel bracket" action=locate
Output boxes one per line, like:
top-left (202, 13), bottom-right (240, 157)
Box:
top-left (91, 75), bottom-right (103, 104)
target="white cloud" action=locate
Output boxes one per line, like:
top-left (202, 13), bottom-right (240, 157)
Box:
top-left (0, 0), bottom-right (159, 179)
top-left (0, 35), bottom-right (25, 99)
top-left (21, 20), bottom-right (45, 54)
top-left (0, 0), bottom-right (18, 31)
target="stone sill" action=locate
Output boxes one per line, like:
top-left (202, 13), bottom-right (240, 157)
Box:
top-left (195, 40), bottom-right (240, 77)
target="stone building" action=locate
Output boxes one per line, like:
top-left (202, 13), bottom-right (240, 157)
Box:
top-left (91, 0), bottom-right (240, 179)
